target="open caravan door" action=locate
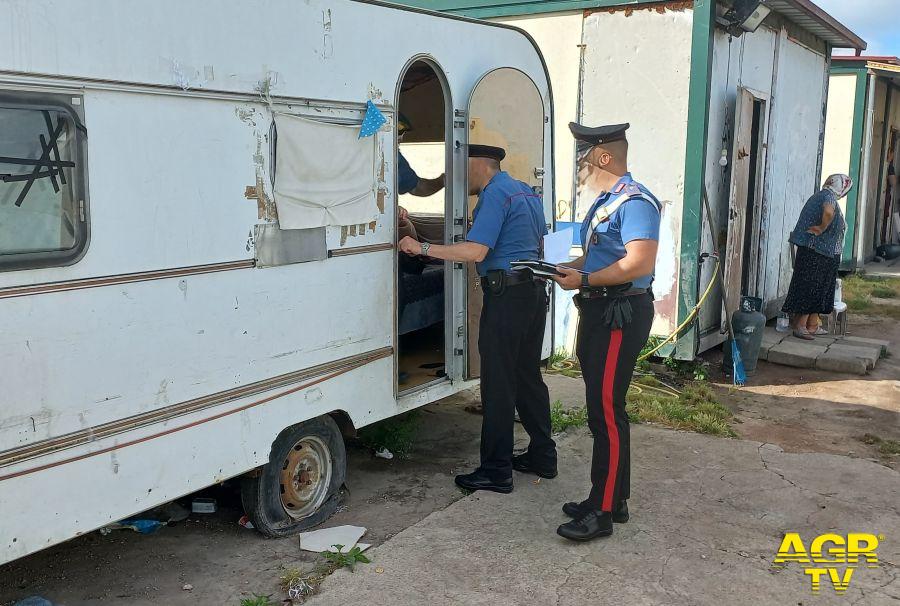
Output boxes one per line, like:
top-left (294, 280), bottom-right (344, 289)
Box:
top-left (465, 68), bottom-right (551, 379)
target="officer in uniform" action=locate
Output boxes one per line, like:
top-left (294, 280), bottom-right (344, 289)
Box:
top-left (552, 123), bottom-right (661, 541)
top-left (399, 144), bottom-right (557, 494)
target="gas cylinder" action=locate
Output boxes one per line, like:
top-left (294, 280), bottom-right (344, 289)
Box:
top-left (729, 296), bottom-right (767, 374)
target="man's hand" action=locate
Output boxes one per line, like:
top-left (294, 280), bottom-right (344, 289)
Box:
top-left (807, 226), bottom-right (823, 236)
top-left (553, 266), bottom-right (583, 291)
top-left (399, 236), bottom-right (423, 256)
top-left (398, 206), bottom-right (409, 222)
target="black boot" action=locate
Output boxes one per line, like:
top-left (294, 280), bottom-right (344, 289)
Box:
top-left (562, 499), bottom-right (629, 523)
top-left (556, 510), bottom-right (613, 542)
top-left (511, 452), bottom-right (558, 479)
top-left (454, 470), bottom-right (513, 494)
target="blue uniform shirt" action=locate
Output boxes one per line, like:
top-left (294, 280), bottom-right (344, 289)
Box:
top-left (397, 152), bottom-right (419, 195)
top-left (467, 171), bottom-right (546, 276)
top-left (580, 173), bottom-right (661, 289)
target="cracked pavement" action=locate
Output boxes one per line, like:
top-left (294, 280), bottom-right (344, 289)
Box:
top-left (308, 425), bottom-right (900, 605)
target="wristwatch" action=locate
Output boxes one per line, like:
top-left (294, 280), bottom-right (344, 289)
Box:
top-left (420, 242), bottom-right (431, 256)
top-left (581, 272), bottom-right (591, 289)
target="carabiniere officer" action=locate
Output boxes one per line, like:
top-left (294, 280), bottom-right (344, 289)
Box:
top-left (399, 144), bottom-right (557, 494)
top-left (552, 123), bottom-right (661, 542)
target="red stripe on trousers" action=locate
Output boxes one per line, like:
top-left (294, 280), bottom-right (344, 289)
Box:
top-left (601, 329), bottom-right (624, 511)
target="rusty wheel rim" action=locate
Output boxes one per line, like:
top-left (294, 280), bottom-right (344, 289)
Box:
top-left (279, 436), bottom-right (332, 520)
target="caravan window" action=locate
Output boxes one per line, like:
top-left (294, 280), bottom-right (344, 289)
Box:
top-left (0, 97), bottom-right (88, 271)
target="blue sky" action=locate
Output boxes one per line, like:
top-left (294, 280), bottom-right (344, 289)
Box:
top-left (815, 0), bottom-right (900, 56)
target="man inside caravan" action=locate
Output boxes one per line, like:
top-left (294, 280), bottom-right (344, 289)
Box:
top-left (399, 145), bottom-right (556, 495)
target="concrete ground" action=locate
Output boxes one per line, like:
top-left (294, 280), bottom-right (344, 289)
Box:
top-left (309, 426), bottom-right (900, 606)
top-left (1, 318), bottom-right (898, 605)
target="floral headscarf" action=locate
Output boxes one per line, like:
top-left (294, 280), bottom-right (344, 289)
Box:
top-left (823, 174), bottom-right (853, 200)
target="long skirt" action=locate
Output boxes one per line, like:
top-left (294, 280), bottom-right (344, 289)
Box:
top-left (782, 245), bottom-right (839, 315)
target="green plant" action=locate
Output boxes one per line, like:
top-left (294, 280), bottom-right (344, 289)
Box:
top-left (240, 595), bottom-right (277, 606)
top-left (358, 411), bottom-right (420, 457)
top-left (861, 434), bottom-right (900, 456)
top-left (662, 356), bottom-right (709, 381)
top-left (548, 349), bottom-right (569, 367)
top-left (549, 400), bottom-right (589, 433)
top-left (322, 545), bottom-right (371, 572)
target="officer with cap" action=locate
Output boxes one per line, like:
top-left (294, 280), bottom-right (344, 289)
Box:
top-left (399, 144), bottom-right (557, 494)
top-left (551, 122), bottom-right (661, 542)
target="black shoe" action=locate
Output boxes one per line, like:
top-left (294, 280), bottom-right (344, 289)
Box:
top-left (557, 510), bottom-right (613, 542)
top-left (562, 499), bottom-right (629, 523)
top-left (512, 452), bottom-right (558, 479)
top-left (454, 470), bottom-right (513, 494)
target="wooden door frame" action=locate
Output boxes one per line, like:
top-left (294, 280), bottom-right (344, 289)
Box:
top-left (723, 87), bottom-right (770, 326)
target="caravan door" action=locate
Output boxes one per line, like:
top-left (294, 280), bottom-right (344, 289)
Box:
top-left (465, 68), bottom-right (550, 379)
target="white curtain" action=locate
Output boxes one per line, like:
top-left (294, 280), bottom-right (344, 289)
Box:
top-left (273, 113), bottom-right (378, 230)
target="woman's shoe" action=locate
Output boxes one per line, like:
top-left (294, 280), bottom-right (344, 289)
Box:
top-left (792, 329), bottom-right (815, 341)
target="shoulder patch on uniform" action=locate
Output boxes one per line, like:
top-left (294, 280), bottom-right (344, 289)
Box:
top-left (624, 183), bottom-right (643, 195)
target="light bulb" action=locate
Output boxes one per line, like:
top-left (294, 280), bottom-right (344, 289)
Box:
top-left (718, 149), bottom-right (729, 167)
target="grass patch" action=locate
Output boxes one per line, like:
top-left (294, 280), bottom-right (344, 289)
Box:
top-left (357, 411), bottom-right (420, 457)
top-left (548, 349), bottom-right (569, 367)
top-left (861, 433), bottom-right (900, 456)
top-left (277, 545), bottom-right (372, 603)
top-left (871, 285), bottom-right (898, 299)
top-left (843, 275), bottom-right (900, 318)
top-left (626, 383), bottom-right (736, 438)
top-left (240, 596), bottom-right (277, 606)
top-left (550, 400), bottom-right (588, 433)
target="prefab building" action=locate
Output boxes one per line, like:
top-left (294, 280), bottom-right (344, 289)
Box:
top-left (404, 0), bottom-right (864, 358)
top-left (821, 56), bottom-right (900, 269)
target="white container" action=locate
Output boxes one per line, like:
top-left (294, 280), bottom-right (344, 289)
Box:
top-left (191, 498), bottom-right (217, 514)
top-left (776, 313), bottom-right (790, 333)
top-left (834, 279), bottom-right (844, 305)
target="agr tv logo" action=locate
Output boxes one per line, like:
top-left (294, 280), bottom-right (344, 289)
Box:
top-left (774, 533), bottom-right (883, 593)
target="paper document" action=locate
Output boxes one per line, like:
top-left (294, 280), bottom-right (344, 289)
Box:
top-left (543, 228), bottom-right (574, 264)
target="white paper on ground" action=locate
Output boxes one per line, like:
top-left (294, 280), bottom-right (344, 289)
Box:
top-left (298, 525), bottom-right (367, 553)
top-left (543, 228), bottom-right (574, 264)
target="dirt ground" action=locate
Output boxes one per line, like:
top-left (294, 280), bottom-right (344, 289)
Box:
top-left (1, 314), bottom-right (898, 605)
top-left (711, 313), bottom-right (900, 468)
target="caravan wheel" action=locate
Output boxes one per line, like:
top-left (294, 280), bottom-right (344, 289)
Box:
top-left (241, 416), bottom-right (346, 538)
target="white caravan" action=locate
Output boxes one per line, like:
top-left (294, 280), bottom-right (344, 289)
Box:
top-left (0, 0), bottom-right (554, 563)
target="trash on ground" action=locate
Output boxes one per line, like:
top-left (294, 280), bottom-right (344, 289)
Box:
top-left (238, 514), bottom-right (255, 529)
top-left (182, 584), bottom-right (193, 591)
top-left (100, 518), bottom-right (165, 535)
top-left (299, 525), bottom-right (367, 553)
top-left (13, 597), bottom-right (55, 606)
top-left (191, 498), bottom-right (217, 514)
top-left (374, 447), bottom-right (394, 460)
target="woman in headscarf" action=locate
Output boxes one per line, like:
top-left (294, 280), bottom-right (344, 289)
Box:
top-left (782, 174), bottom-right (853, 340)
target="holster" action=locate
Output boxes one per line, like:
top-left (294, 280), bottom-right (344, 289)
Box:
top-left (485, 270), bottom-right (507, 296)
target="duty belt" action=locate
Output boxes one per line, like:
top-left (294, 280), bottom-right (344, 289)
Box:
top-left (577, 285), bottom-right (650, 300)
top-left (481, 269), bottom-right (539, 295)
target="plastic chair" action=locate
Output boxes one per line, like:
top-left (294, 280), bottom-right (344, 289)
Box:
top-left (829, 279), bottom-right (848, 336)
